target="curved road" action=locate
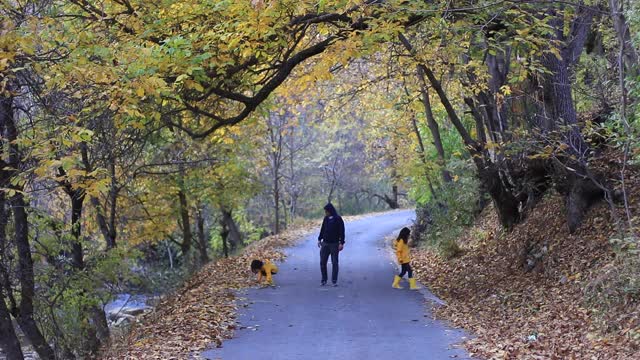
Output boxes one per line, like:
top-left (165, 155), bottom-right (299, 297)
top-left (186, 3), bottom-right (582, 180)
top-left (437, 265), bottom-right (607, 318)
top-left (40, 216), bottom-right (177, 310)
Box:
top-left (202, 210), bottom-right (471, 360)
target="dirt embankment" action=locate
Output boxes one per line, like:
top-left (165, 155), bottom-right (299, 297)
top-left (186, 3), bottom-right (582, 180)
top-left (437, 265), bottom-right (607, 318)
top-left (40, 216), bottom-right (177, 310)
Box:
top-left (413, 163), bottom-right (640, 358)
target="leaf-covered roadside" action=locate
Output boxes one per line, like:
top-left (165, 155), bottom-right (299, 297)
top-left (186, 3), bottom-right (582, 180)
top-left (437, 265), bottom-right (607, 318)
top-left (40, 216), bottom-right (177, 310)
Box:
top-left (99, 222), bottom-right (320, 359)
top-left (413, 164), bottom-right (640, 359)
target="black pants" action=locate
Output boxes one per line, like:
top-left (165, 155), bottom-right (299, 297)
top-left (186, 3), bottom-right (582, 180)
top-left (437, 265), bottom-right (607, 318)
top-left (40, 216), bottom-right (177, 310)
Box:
top-left (399, 263), bottom-right (413, 278)
top-left (320, 243), bottom-right (340, 283)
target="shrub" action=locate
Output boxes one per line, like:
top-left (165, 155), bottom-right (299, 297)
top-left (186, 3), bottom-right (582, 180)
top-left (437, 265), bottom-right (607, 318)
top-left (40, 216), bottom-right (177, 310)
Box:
top-left (412, 159), bottom-right (482, 259)
top-left (584, 233), bottom-right (640, 333)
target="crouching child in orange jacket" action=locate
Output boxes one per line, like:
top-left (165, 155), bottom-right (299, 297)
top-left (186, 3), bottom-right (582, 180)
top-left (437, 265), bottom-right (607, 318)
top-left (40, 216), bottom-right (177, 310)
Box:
top-left (251, 259), bottom-right (278, 286)
top-left (392, 227), bottom-right (419, 290)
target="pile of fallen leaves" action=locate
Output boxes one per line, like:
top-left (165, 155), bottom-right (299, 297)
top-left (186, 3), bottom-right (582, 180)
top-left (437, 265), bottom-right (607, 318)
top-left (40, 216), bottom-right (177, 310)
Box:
top-left (413, 154), bottom-right (640, 359)
top-left (101, 222), bottom-right (319, 359)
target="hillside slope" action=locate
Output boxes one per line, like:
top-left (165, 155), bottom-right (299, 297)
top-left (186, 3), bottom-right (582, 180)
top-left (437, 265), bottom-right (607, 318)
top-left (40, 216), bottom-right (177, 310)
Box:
top-left (413, 168), bottom-right (640, 358)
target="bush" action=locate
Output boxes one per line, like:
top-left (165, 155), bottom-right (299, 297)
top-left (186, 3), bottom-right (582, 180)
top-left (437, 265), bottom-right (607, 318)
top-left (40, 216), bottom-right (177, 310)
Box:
top-left (584, 233), bottom-right (640, 333)
top-left (412, 159), bottom-right (482, 259)
top-left (33, 247), bottom-right (138, 358)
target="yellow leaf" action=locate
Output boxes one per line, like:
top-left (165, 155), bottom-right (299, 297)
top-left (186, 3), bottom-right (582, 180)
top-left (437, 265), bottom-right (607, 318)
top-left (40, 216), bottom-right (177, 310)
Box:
top-left (500, 85), bottom-right (511, 96)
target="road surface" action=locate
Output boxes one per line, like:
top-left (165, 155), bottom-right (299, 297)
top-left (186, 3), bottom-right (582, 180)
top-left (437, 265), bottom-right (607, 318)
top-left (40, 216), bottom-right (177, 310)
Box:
top-left (202, 210), bottom-right (471, 360)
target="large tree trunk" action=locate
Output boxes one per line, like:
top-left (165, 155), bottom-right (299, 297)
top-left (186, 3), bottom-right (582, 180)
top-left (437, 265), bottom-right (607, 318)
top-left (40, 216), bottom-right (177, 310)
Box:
top-left (106, 157), bottom-right (118, 249)
top-left (63, 185), bottom-right (105, 357)
top-left (609, 0), bottom-right (639, 75)
top-left (485, 49), bottom-right (511, 140)
top-left (92, 196), bottom-right (117, 249)
top-left (12, 194), bottom-right (56, 360)
top-left (58, 165), bottom-right (86, 268)
top-left (566, 176), bottom-right (604, 233)
top-left (542, 6), bottom-right (593, 136)
top-left (280, 198), bottom-right (288, 229)
top-left (409, 113), bottom-right (438, 199)
top-left (287, 150), bottom-right (299, 220)
top-left (392, 184), bottom-right (399, 208)
top-left (69, 190), bottom-right (85, 269)
top-left (177, 189), bottom-right (192, 256)
top-left (267, 116), bottom-right (284, 234)
top-left (0, 199), bottom-right (15, 314)
top-left (219, 217), bottom-right (229, 258)
top-left (416, 65), bottom-right (452, 183)
top-left (195, 206), bottom-right (210, 264)
top-left (463, 97), bottom-right (488, 145)
top-left (0, 186), bottom-right (16, 310)
top-left (481, 166), bottom-right (521, 228)
top-left (82, 145), bottom-right (117, 249)
top-left (389, 164), bottom-right (400, 209)
top-left (543, 6), bottom-right (602, 232)
top-left (2, 95), bottom-right (55, 359)
top-left (289, 192), bottom-right (298, 222)
top-left (221, 209), bottom-right (243, 251)
top-left (0, 194), bottom-right (23, 360)
top-left (273, 169), bottom-right (280, 234)
top-left (541, 54), bottom-right (580, 129)
top-left (0, 291), bottom-right (23, 359)
top-left (90, 306), bottom-right (109, 350)
top-left (419, 60), bottom-right (521, 227)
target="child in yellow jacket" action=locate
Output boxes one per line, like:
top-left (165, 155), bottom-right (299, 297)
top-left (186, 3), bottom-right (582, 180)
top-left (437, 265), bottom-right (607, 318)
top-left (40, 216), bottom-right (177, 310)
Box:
top-left (251, 259), bottom-right (278, 286)
top-left (392, 227), bottom-right (419, 290)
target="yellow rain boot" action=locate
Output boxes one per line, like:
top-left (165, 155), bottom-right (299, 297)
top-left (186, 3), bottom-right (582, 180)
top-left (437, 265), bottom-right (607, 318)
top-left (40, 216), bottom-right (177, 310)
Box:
top-left (409, 278), bottom-right (419, 290)
top-left (392, 275), bottom-right (403, 289)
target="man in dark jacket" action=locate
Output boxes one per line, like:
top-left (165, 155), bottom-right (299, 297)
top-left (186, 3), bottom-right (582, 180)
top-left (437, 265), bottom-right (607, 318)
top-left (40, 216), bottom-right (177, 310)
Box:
top-left (317, 203), bottom-right (345, 286)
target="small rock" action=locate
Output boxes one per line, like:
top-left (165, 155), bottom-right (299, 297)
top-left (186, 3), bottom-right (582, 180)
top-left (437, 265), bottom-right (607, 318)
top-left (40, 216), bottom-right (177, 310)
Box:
top-left (122, 307), bottom-right (146, 316)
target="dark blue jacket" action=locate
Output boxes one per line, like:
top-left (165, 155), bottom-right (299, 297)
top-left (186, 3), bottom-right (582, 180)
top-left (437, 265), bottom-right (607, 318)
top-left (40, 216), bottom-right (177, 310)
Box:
top-left (318, 203), bottom-right (345, 244)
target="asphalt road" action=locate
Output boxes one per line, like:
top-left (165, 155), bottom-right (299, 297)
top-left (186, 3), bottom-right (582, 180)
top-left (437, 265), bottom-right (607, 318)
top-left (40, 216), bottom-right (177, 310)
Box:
top-left (202, 210), bottom-right (471, 360)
